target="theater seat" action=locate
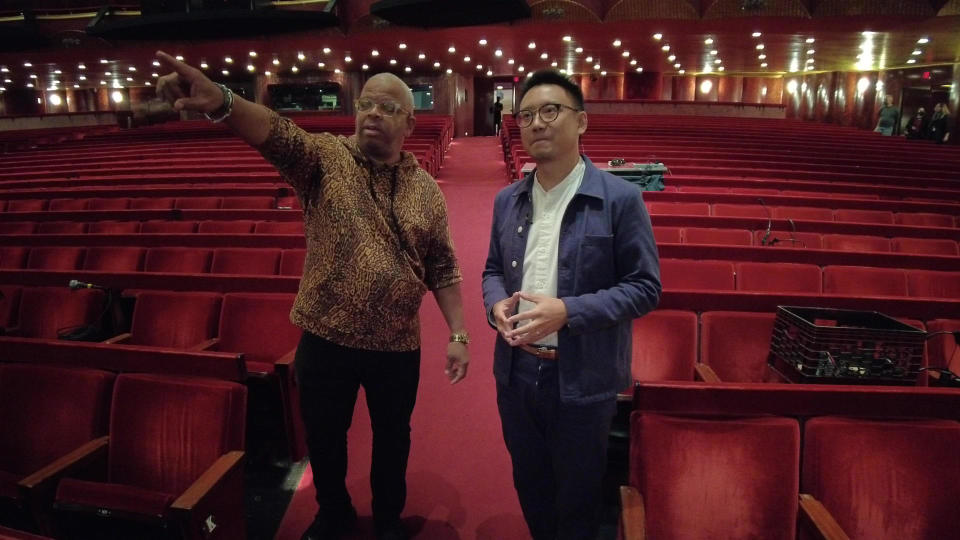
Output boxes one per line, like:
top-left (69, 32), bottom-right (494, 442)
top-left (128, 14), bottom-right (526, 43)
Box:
top-left (279, 249), bottom-right (306, 276)
top-left (276, 196), bottom-right (302, 210)
top-left (47, 198), bottom-right (88, 212)
top-left (700, 311), bottom-right (778, 382)
top-left (0, 222), bottom-right (36, 234)
top-left (711, 203), bottom-right (768, 218)
top-left (210, 248), bottom-right (281, 276)
top-left (0, 364), bottom-right (114, 534)
top-left (651, 226), bottom-right (682, 244)
top-left (894, 212), bottom-right (954, 228)
top-left (53, 374), bottom-right (246, 540)
top-left (623, 413), bottom-right (801, 540)
top-left (83, 247), bottom-right (146, 272)
top-left (821, 234), bottom-right (891, 253)
top-left (925, 319), bottom-right (960, 372)
top-left (220, 196), bottom-right (275, 209)
top-left (255, 221), bottom-right (305, 235)
top-left (772, 206), bottom-right (834, 222)
top-left (0, 247), bottom-right (29, 269)
top-left (906, 270), bottom-right (960, 299)
top-left (735, 262), bottom-right (822, 294)
top-left (0, 286), bottom-right (21, 328)
top-left (140, 221), bottom-right (197, 234)
top-left (754, 230), bottom-right (823, 249)
top-left (129, 197), bottom-right (175, 210)
top-left (6, 200), bottom-right (47, 212)
top-left (822, 266), bottom-right (907, 297)
top-left (87, 221), bottom-right (141, 234)
top-left (629, 310), bottom-right (697, 383)
top-left (105, 291), bottom-right (221, 349)
top-left (197, 220), bottom-right (256, 234)
top-left (86, 198), bottom-right (130, 211)
top-left (659, 259), bottom-right (735, 290)
top-left (143, 248), bottom-right (212, 273)
top-left (834, 209), bottom-right (894, 225)
top-left (34, 221), bottom-right (87, 235)
top-left (891, 237), bottom-right (958, 256)
top-left (802, 417), bottom-right (960, 539)
top-left (25, 247), bottom-right (85, 270)
top-left (683, 227), bottom-right (752, 246)
top-left (647, 202), bottom-right (710, 216)
top-left (174, 197), bottom-right (221, 209)
top-left (4, 287), bottom-right (104, 339)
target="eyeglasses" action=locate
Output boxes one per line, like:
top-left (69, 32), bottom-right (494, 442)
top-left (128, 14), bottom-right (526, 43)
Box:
top-left (514, 103), bottom-right (581, 128)
top-left (355, 97), bottom-right (409, 117)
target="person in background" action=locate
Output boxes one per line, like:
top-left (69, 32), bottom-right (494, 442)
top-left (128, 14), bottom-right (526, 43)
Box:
top-left (492, 95), bottom-right (504, 135)
top-left (929, 102), bottom-right (951, 144)
top-left (874, 94), bottom-right (900, 136)
top-left (905, 106), bottom-right (929, 140)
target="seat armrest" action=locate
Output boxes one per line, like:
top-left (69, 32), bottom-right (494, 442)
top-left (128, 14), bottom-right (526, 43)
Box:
top-left (275, 348), bottom-right (296, 370)
top-left (102, 333), bottom-right (131, 344)
top-left (170, 451), bottom-right (246, 540)
top-left (189, 338), bottom-right (219, 352)
top-left (798, 493), bottom-right (850, 540)
top-left (19, 436), bottom-right (110, 492)
top-left (619, 485), bottom-right (646, 540)
top-left (694, 363), bottom-right (721, 383)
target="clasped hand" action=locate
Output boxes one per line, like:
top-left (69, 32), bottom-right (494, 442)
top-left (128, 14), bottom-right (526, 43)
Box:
top-left (492, 292), bottom-right (568, 346)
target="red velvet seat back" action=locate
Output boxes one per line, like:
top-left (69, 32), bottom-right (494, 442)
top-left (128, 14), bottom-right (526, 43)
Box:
top-left (6, 199), bottom-right (47, 212)
top-left (16, 287), bottom-right (104, 339)
top-left (174, 197), bottom-right (221, 209)
top-left (26, 247), bottom-right (85, 270)
top-left (823, 265), bottom-right (907, 297)
top-left (220, 196), bottom-right (275, 209)
top-left (88, 221), bottom-right (140, 234)
top-left (772, 206), bottom-right (834, 222)
top-left (86, 198), bottom-right (130, 211)
top-left (821, 234), bottom-right (891, 253)
top-left (651, 226), bottom-right (682, 244)
top-left (35, 222), bottom-right (87, 235)
top-left (700, 311), bottom-right (777, 382)
top-left (906, 270), bottom-right (960, 299)
top-left (129, 198), bottom-right (175, 210)
top-left (630, 413), bottom-right (800, 540)
top-left (925, 319), bottom-right (960, 371)
top-left (894, 212), bottom-right (954, 228)
top-left (218, 293), bottom-right (299, 363)
top-left (647, 202), bottom-right (710, 216)
top-left (254, 221), bottom-right (305, 235)
top-left (891, 237), bottom-right (958, 256)
top-left (0, 364), bottom-right (113, 475)
top-left (107, 374), bottom-right (246, 495)
top-left (834, 209), bottom-right (894, 224)
top-left (140, 220), bottom-right (197, 234)
top-left (143, 247), bottom-right (211, 273)
top-left (83, 247), bottom-right (146, 272)
top-left (0, 247), bottom-right (29, 269)
top-left (683, 227), bottom-right (752, 246)
top-left (48, 198), bottom-right (88, 211)
top-left (630, 310), bottom-right (697, 382)
top-left (752, 230), bottom-right (823, 249)
top-left (0, 286), bottom-right (22, 328)
top-left (127, 292), bottom-right (221, 348)
top-left (802, 417), bottom-right (960, 540)
top-left (736, 262), bottom-right (822, 294)
top-left (197, 220), bottom-right (256, 234)
top-left (711, 203), bottom-right (768, 218)
top-left (210, 248), bottom-right (280, 276)
top-left (0, 223), bottom-right (36, 235)
top-left (279, 249), bottom-right (306, 276)
top-left (659, 259), bottom-right (735, 290)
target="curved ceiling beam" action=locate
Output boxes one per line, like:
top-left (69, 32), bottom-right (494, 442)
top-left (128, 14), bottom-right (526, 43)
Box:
top-left (528, 0), bottom-right (604, 23)
top-left (604, 0), bottom-right (699, 22)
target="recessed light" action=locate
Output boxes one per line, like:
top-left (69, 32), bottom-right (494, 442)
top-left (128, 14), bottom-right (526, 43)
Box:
top-left (601, 70), bottom-right (607, 76)
top-left (560, 69), bottom-right (567, 74)
top-left (540, 52), bottom-right (548, 59)
top-left (151, 73), bottom-right (158, 77)
top-left (200, 62), bottom-right (209, 69)
top-left (806, 57), bottom-right (814, 63)
top-left (126, 76), bottom-right (133, 81)
top-left (551, 61), bottom-right (558, 67)
top-left (758, 54), bottom-right (766, 59)
top-left (760, 63), bottom-right (768, 68)
top-left (29, 74), bottom-right (37, 78)
top-left (127, 66), bottom-right (136, 72)
top-left (322, 48), bottom-right (331, 55)
top-left (594, 64), bottom-right (600, 70)
top-left (612, 39), bottom-right (621, 47)
top-left (23, 62), bottom-right (32, 67)
top-left (273, 58), bottom-right (280, 65)
top-left (518, 65), bottom-right (525, 72)
top-left (463, 56), bottom-right (471, 62)
top-left (756, 44), bottom-right (764, 50)
top-left (668, 55), bottom-right (676, 61)
top-left (630, 59), bottom-right (637, 66)
top-left (674, 63), bottom-right (681, 68)
top-left (678, 69), bottom-right (685, 74)
top-left (636, 67), bottom-right (643, 72)
top-left (479, 39), bottom-right (487, 45)
top-left (807, 49), bottom-right (815, 54)
top-left (917, 37), bottom-right (929, 44)
top-left (448, 46), bottom-right (456, 53)
top-left (508, 59), bottom-right (515, 65)
top-left (575, 47), bottom-right (583, 53)
top-left (714, 59), bottom-right (721, 64)
top-left (26, 83), bottom-right (33, 88)
top-left (175, 55), bottom-right (184, 61)
top-left (907, 58), bottom-right (917, 64)
top-left (298, 52), bottom-right (307, 60)
top-left (912, 49), bottom-right (922, 55)
top-left (446, 68), bottom-right (452, 74)
top-left (334, 68), bottom-right (341, 73)
top-left (74, 83), bottom-right (79, 88)
top-left (562, 36), bottom-right (571, 42)
top-left (418, 53), bottom-right (426, 60)
top-left (752, 31), bottom-right (762, 37)
top-left (345, 56), bottom-right (352, 62)
top-left (362, 64), bottom-right (369, 70)
top-left (486, 70), bottom-right (493, 76)
top-left (585, 56), bottom-right (593, 62)
top-left (390, 59), bottom-right (397, 65)
top-left (704, 38), bottom-right (713, 45)
top-left (264, 71), bottom-right (271, 76)
top-left (399, 43), bottom-right (407, 49)
top-left (806, 38), bottom-right (815, 44)
top-left (100, 59), bottom-right (108, 64)
top-left (527, 72), bottom-right (532, 77)
top-left (528, 42), bottom-right (536, 49)
top-left (371, 50), bottom-right (379, 57)
top-left (249, 51), bottom-right (257, 57)
top-left (653, 33), bottom-right (662, 40)
top-left (476, 64), bottom-right (482, 70)
top-left (405, 66), bottom-right (412, 72)
top-left (622, 51), bottom-right (630, 57)
top-left (661, 45), bottom-right (670, 51)
top-left (291, 66), bottom-right (298, 72)
top-left (710, 50), bottom-right (718, 55)
top-left (434, 61), bottom-right (441, 67)
top-left (247, 64), bottom-right (255, 72)
top-left (495, 49), bottom-right (503, 57)
top-left (224, 56), bottom-right (233, 63)
top-left (0, 67), bottom-right (7, 72)
top-left (221, 69), bottom-right (229, 75)
top-left (718, 66), bottom-right (725, 71)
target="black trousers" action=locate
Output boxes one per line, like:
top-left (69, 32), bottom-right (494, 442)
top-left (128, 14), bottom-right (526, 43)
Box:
top-left (496, 349), bottom-right (617, 540)
top-left (294, 331), bottom-right (421, 524)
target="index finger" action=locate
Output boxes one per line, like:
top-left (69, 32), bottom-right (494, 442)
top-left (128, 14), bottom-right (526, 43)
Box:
top-left (155, 50), bottom-right (198, 79)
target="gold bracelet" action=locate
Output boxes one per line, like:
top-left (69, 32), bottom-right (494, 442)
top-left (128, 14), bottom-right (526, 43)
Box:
top-left (450, 331), bottom-right (470, 345)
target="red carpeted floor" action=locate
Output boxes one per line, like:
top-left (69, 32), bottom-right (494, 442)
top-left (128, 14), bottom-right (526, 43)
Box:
top-left (274, 136), bottom-right (531, 540)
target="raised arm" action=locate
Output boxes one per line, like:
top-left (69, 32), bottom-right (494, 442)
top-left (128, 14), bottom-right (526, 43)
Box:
top-left (155, 50), bottom-right (272, 146)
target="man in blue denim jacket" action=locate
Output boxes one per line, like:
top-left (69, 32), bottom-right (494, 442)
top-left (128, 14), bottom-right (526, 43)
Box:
top-left (482, 70), bottom-right (661, 540)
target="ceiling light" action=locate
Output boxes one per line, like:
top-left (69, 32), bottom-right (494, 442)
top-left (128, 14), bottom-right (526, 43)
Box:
top-left (704, 38), bottom-right (714, 45)
top-left (756, 44), bottom-right (764, 50)
top-left (661, 45), bottom-right (670, 51)
top-left (73, 83), bottom-right (79, 88)
top-left (23, 62), bottom-right (32, 67)
top-left (630, 59), bottom-right (637, 66)
top-left (29, 74), bottom-right (37, 78)
top-left (334, 68), bottom-right (341, 74)
top-left (0, 67), bottom-right (7, 72)
top-left (362, 64), bottom-right (369, 70)
top-left (594, 64), bottom-right (600, 70)
top-left (479, 39), bottom-right (487, 45)
top-left (126, 76), bottom-right (133, 81)
top-left (99, 80), bottom-right (105, 85)
top-left (144, 81), bottom-right (151, 86)
top-left (476, 64), bottom-right (482, 70)
top-left (807, 49), bottom-right (815, 54)
top-left (100, 59), bottom-right (108, 64)
top-left (585, 56), bottom-right (593, 62)
top-left (291, 66), bottom-right (298, 72)
top-left (247, 64), bottom-right (255, 72)
top-left (405, 66), bottom-right (412, 72)
top-left (600, 70), bottom-right (607, 76)
top-left (678, 69), bottom-right (685, 74)
top-left (559, 69), bottom-right (567, 74)
top-left (806, 57), bottom-right (814, 63)
top-left (758, 54), bottom-right (766, 59)
top-left (653, 33), bottom-right (663, 40)
top-left (77, 64), bottom-right (86, 70)
top-left (760, 62), bottom-right (767, 68)
top-left (448, 46), bottom-right (456, 53)
top-left (508, 58), bottom-right (515, 65)
top-left (298, 52), bottom-right (306, 61)
top-left (446, 68), bottom-right (452, 74)
top-left (248, 51), bottom-right (257, 57)
top-left (806, 38), bottom-right (815, 44)
top-left (151, 73), bottom-right (158, 77)
top-left (667, 54), bottom-right (676, 61)
top-left (718, 66), bottom-right (725, 72)
top-left (53, 69), bottom-right (62, 74)
top-left (486, 70), bottom-right (493, 76)
top-left (575, 47), bottom-right (583, 53)
top-left (111, 91), bottom-right (123, 103)
top-left (222, 69), bottom-right (229, 75)
top-left (540, 52), bottom-right (548, 59)
top-left (551, 61), bottom-right (558, 67)
top-left (390, 59), bottom-right (397, 65)
top-left (322, 48), bottom-right (331, 54)
top-left (674, 63), bottom-right (681, 68)
top-left (917, 37), bottom-right (929, 44)
top-left (224, 56), bottom-right (233, 63)
top-left (906, 58), bottom-right (917, 64)
top-left (700, 80), bottom-right (712, 93)
top-left (612, 39), bottom-right (621, 47)
top-left (714, 59), bottom-right (721, 64)
top-left (418, 53), bottom-right (426, 60)
top-left (752, 31), bottom-right (762, 38)
top-left (399, 43), bottom-right (407, 49)
top-left (622, 51), bottom-right (630, 57)
top-left (371, 50), bottom-right (379, 57)
top-left (562, 36), bottom-right (572, 42)
top-left (175, 55), bottom-right (184, 61)
top-left (527, 72), bottom-right (532, 78)
top-left (528, 42), bottom-right (536, 49)
top-left (710, 50), bottom-right (718, 55)
top-left (200, 61), bottom-right (209, 69)
top-left (636, 67), bottom-right (643, 72)
top-left (127, 66), bottom-right (136, 72)
top-left (3, 79), bottom-right (9, 83)
top-left (463, 56), bottom-right (471, 62)
top-left (26, 83), bottom-right (33, 88)
top-left (912, 49), bottom-right (922, 55)
top-left (344, 56), bottom-right (352, 62)
top-left (272, 58), bottom-right (280, 65)
top-left (265, 71), bottom-right (271, 76)
top-left (495, 49), bottom-right (503, 57)
top-left (518, 65), bottom-right (525, 72)
top-left (434, 61), bottom-right (441, 67)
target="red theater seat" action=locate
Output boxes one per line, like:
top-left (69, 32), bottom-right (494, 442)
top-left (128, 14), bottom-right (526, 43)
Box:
top-left (140, 220), bottom-right (197, 234)
top-left (647, 202), bottom-right (710, 216)
top-left (623, 413), bottom-right (801, 540)
top-left (730, 187), bottom-right (781, 196)
top-left (651, 226), bottom-right (682, 244)
top-left (894, 212), bottom-right (954, 228)
top-left (925, 319), bottom-right (960, 371)
top-left (106, 291), bottom-right (221, 348)
top-left (210, 248), bottom-right (281, 276)
top-left (0, 364), bottom-right (114, 530)
top-left (35, 221), bottom-right (87, 234)
top-left (659, 259), bottom-right (735, 290)
top-left (711, 203), bottom-right (768, 218)
top-left (6, 200), bottom-right (47, 212)
top-left (26, 247), bottom-right (85, 270)
top-left (143, 248), bottom-right (212, 273)
top-left (907, 270), bottom-right (960, 299)
top-left (174, 197), bottom-right (221, 209)
top-left (53, 374), bottom-right (246, 540)
top-left (629, 310), bottom-right (697, 383)
top-left (83, 247), bottom-right (146, 272)
top-left (129, 197), bottom-right (175, 210)
top-left (221, 196), bottom-right (275, 209)
top-left (834, 209), bottom-right (894, 225)
top-left (0, 525), bottom-right (54, 539)
top-left (4, 287), bottom-right (104, 339)
top-left (0, 222), bottom-right (36, 234)
top-left (683, 227), bottom-right (752, 246)
top-left (197, 220), bottom-right (256, 234)
top-left (677, 186), bottom-right (730, 194)
top-left (700, 311), bottom-right (777, 382)
top-left (48, 198), bottom-right (88, 211)
top-left (821, 234), bottom-right (891, 253)
top-left (802, 417), bottom-right (960, 539)
top-left (0, 286), bottom-right (21, 328)
top-left (88, 221), bottom-right (141, 234)
top-left (276, 196), bottom-right (302, 209)
top-left (86, 198), bottom-right (130, 211)
top-left (735, 262), bottom-right (822, 294)
top-left (255, 221), bottom-right (305, 234)
top-left (279, 249), bottom-right (306, 276)
top-left (822, 266), bottom-right (908, 297)
top-left (891, 237), bottom-right (958, 256)
top-left (0, 247), bottom-right (29, 269)
top-left (772, 206), bottom-right (834, 222)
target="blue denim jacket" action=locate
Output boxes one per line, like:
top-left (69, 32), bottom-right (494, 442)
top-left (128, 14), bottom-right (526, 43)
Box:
top-left (482, 157), bottom-right (661, 404)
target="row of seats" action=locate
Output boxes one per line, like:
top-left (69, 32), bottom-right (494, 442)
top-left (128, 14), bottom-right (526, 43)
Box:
top-left (646, 202), bottom-right (957, 227)
top-left (0, 363), bottom-right (246, 539)
top-left (0, 220), bottom-right (304, 235)
top-left (0, 246), bottom-right (306, 275)
top-left (0, 196), bottom-right (287, 212)
top-left (630, 309), bottom-right (959, 385)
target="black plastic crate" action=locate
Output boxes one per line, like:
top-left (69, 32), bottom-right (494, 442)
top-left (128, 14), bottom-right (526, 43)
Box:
top-left (767, 306), bottom-right (925, 385)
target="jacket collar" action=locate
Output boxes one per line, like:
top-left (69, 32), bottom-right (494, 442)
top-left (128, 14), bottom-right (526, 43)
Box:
top-left (514, 155), bottom-right (605, 201)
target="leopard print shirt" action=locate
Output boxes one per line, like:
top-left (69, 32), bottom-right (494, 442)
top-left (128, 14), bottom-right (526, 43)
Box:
top-left (256, 113), bottom-right (462, 351)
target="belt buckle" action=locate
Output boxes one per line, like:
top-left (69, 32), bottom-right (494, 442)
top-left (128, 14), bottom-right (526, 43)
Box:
top-left (536, 346), bottom-right (552, 358)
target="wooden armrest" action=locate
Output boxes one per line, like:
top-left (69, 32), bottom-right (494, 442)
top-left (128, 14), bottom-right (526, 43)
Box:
top-left (798, 494), bottom-right (850, 540)
top-left (927, 370), bottom-right (942, 381)
top-left (102, 333), bottom-right (131, 344)
top-left (694, 363), bottom-right (721, 383)
top-left (19, 436), bottom-right (109, 492)
top-left (275, 348), bottom-right (296, 369)
top-left (619, 486), bottom-right (646, 540)
top-left (189, 338), bottom-right (219, 352)
top-left (170, 451), bottom-right (244, 512)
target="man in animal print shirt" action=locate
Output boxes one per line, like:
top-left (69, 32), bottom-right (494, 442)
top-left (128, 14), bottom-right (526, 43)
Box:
top-left (156, 51), bottom-right (469, 540)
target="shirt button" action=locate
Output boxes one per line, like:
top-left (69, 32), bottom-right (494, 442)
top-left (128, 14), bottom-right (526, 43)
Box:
top-left (517, 226), bottom-right (523, 233)
top-left (511, 260), bottom-right (517, 268)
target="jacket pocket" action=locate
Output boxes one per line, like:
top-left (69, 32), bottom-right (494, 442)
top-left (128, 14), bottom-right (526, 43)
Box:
top-left (575, 234), bottom-right (616, 293)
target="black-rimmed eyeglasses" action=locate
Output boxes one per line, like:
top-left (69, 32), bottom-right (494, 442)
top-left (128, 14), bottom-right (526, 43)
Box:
top-left (513, 103), bottom-right (581, 128)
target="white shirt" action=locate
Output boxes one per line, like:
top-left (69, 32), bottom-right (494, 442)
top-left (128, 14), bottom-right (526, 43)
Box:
top-left (518, 159), bottom-right (585, 346)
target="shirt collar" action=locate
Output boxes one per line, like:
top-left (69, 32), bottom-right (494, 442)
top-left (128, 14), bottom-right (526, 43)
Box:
top-left (516, 155), bottom-right (606, 201)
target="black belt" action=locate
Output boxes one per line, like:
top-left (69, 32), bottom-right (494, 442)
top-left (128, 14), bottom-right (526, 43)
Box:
top-left (519, 345), bottom-right (557, 360)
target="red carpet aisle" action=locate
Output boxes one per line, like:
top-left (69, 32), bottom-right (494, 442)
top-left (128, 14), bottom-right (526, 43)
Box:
top-left (275, 137), bottom-right (530, 540)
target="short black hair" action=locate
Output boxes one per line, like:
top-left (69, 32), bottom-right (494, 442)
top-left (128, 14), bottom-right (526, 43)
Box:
top-left (521, 69), bottom-right (584, 110)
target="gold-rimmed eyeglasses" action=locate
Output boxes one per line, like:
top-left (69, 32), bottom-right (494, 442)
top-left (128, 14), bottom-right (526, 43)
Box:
top-left (355, 97), bottom-right (410, 117)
